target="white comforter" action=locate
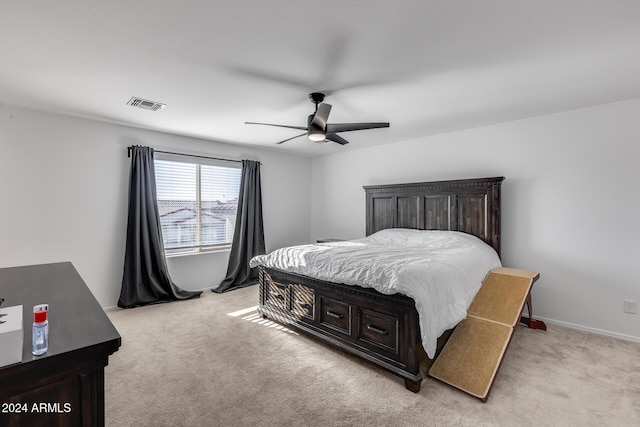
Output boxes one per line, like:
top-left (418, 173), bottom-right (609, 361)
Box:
top-left (250, 228), bottom-right (501, 358)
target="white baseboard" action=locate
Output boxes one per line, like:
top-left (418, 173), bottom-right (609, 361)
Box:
top-left (536, 316), bottom-right (640, 344)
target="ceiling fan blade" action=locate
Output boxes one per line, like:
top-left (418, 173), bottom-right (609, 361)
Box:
top-left (245, 122), bottom-right (307, 131)
top-left (275, 132), bottom-right (307, 145)
top-left (311, 103), bottom-right (332, 129)
top-left (326, 122), bottom-right (389, 133)
top-left (325, 133), bottom-right (349, 145)
top-left (231, 67), bottom-right (312, 90)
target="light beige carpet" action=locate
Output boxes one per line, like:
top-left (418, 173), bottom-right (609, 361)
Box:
top-left (105, 286), bottom-right (640, 427)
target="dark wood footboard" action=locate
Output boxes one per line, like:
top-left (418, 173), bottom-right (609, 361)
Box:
top-left (258, 266), bottom-right (427, 392)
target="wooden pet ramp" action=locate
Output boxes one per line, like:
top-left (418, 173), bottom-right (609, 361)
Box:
top-left (428, 267), bottom-right (545, 402)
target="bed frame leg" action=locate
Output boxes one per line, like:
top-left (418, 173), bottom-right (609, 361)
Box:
top-left (404, 378), bottom-right (421, 393)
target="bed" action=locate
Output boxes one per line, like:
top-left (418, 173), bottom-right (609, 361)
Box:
top-left (252, 176), bottom-right (504, 392)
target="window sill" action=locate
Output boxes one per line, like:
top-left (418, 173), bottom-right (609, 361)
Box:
top-left (165, 246), bottom-right (232, 258)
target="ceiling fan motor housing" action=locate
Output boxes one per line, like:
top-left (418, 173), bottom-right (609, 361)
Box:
top-left (307, 114), bottom-right (326, 142)
top-left (308, 92), bottom-right (326, 105)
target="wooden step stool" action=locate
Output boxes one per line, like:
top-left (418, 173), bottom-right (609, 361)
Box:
top-left (428, 267), bottom-right (546, 402)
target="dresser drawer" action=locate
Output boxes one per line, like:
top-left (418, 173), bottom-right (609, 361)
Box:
top-left (357, 308), bottom-right (399, 355)
top-left (264, 281), bottom-right (288, 310)
top-left (290, 284), bottom-right (315, 321)
top-left (319, 296), bottom-right (352, 336)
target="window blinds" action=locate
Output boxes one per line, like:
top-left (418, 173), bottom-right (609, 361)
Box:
top-left (154, 154), bottom-right (241, 254)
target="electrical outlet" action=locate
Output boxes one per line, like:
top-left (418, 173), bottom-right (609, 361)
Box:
top-left (623, 299), bottom-right (637, 314)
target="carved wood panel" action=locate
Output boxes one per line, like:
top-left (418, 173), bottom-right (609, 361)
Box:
top-left (372, 196), bottom-right (395, 231)
top-left (456, 194), bottom-right (487, 241)
top-left (397, 196), bottom-right (422, 229)
top-left (425, 195), bottom-right (451, 231)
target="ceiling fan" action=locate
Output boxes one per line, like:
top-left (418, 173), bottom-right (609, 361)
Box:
top-left (246, 92), bottom-right (389, 145)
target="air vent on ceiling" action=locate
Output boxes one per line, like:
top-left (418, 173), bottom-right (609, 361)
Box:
top-left (127, 97), bottom-right (165, 111)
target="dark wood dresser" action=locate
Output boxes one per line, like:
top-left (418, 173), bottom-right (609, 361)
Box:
top-left (0, 262), bottom-right (121, 427)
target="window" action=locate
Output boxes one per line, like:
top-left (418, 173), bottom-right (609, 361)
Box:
top-left (154, 153), bottom-right (242, 255)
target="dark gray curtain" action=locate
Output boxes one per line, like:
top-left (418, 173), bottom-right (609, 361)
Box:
top-left (214, 160), bottom-right (265, 293)
top-left (118, 146), bottom-right (202, 308)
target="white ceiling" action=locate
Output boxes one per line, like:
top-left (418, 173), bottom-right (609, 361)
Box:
top-left (2, 1), bottom-right (640, 156)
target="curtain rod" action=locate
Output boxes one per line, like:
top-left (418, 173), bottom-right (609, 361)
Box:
top-left (127, 146), bottom-right (249, 164)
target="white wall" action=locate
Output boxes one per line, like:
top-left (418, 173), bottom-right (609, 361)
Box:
top-left (310, 98), bottom-right (640, 341)
top-left (0, 106), bottom-right (312, 308)
top-left (3, 99), bottom-right (638, 341)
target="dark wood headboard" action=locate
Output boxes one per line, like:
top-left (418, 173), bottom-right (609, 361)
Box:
top-left (363, 177), bottom-right (504, 256)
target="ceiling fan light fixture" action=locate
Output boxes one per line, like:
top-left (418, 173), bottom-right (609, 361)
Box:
top-left (308, 128), bottom-right (326, 142)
